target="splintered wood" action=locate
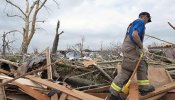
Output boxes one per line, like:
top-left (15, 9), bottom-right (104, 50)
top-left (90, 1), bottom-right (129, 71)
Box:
top-left (26, 75), bottom-right (103, 100)
top-left (46, 48), bottom-right (52, 80)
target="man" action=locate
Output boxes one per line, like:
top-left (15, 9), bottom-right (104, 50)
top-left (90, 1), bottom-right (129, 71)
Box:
top-left (107, 12), bottom-right (155, 100)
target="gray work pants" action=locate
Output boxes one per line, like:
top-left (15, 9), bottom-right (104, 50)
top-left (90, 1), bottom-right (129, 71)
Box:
top-left (110, 36), bottom-right (148, 96)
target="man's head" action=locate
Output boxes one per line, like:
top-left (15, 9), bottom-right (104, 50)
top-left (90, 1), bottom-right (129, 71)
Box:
top-left (139, 12), bottom-right (151, 23)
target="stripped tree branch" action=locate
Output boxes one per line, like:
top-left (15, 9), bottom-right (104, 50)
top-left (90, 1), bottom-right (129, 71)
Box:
top-left (5, 30), bottom-right (22, 35)
top-left (7, 13), bottom-right (24, 20)
top-left (52, 0), bottom-right (60, 8)
top-left (168, 22), bottom-right (175, 30)
top-left (28, 1), bottom-right (38, 16)
top-left (5, 0), bottom-right (26, 16)
top-left (145, 34), bottom-right (175, 45)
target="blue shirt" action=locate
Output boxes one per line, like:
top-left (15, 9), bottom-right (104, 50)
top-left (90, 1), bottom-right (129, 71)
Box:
top-left (127, 19), bottom-right (145, 44)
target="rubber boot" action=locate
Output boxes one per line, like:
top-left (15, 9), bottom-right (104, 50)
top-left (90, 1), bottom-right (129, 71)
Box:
top-left (105, 94), bottom-right (124, 100)
top-left (139, 85), bottom-right (155, 95)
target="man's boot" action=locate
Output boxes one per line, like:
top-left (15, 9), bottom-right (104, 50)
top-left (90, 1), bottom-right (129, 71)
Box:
top-left (105, 94), bottom-right (124, 100)
top-left (139, 85), bottom-right (155, 95)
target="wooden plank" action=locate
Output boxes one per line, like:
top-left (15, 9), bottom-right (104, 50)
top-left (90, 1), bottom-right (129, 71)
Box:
top-left (0, 69), bottom-right (10, 74)
top-left (140, 82), bottom-right (175, 100)
top-left (6, 94), bottom-right (35, 100)
top-left (0, 75), bottom-right (43, 88)
top-left (127, 83), bottom-right (139, 100)
top-left (46, 48), bottom-right (52, 80)
top-left (165, 70), bottom-right (173, 82)
top-left (145, 93), bottom-right (166, 100)
top-left (66, 96), bottom-right (81, 100)
top-left (12, 81), bottom-right (50, 100)
top-left (51, 93), bottom-right (58, 100)
top-left (82, 60), bottom-right (96, 67)
top-left (0, 80), bottom-right (6, 100)
top-left (163, 92), bottom-right (175, 100)
top-left (26, 75), bottom-right (103, 100)
top-left (87, 93), bottom-right (108, 99)
top-left (168, 88), bottom-right (175, 92)
top-left (132, 67), bottom-right (173, 87)
top-left (83, 85), bottom-right (110, 93)
top-left (59, 93), bottom-right (68, 100)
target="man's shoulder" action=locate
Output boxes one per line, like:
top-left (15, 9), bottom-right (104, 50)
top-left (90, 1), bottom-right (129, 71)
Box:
top-left (133, 19), bottom-right (144, 25)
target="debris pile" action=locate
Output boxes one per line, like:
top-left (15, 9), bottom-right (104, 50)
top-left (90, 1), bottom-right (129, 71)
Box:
top-left (0, 45), bottom-right (175, 100)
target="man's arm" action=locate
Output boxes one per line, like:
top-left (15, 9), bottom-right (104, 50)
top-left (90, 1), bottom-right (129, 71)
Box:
top-left (132, 30), bottom-right (143, 49)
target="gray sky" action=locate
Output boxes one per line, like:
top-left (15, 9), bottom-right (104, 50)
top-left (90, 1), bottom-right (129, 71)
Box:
top-left (0, 0), bottom-right (175, 52)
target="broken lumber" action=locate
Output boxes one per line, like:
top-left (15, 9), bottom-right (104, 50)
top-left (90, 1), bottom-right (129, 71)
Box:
top-left (127, 83), bottom-right (139, 100)
top-left (140, 82), bottom-right (175, 100)
top-left (12, 81), bottom-right (50, 100)
top-left (26, 75), bottom-right (103, 100)
top-left (51, 93), bottom-right (58, 100)
top-left (83, 85), bottom-right (110, 93)
top-left (0, 80), bottom-right (6, 100)
top-left (0, 60), bottom-right (59, 87)
top-left (46, 48), bottom-right (52, 80)
top-left (88, 93), bottom-right (108, 99)
top-left (145, 93), bottom-right (167, 100)
top-left (0, 69), bottom-right (10, 74)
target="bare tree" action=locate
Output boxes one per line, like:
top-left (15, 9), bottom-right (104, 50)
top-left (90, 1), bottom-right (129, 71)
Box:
top-left (71, 36), bottom-right (85, 57)
top-left (76, 36), bottom-right (85, 57)
top-left (80, 36), bottom-right (85, 57)
top-left (1, 30), bottom-right (16, 58)
top-left (100, 41), bottom-right (103, 52)
top-left (5, 0), bottom-right (58, 54)
top-left (51, 20), bottom-right (64, 54)
top-left (168, 22), bottom-right (175, 30)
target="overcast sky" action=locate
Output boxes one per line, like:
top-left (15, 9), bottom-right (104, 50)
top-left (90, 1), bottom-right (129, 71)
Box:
top-left (0, 0), bottom-right (175, 52)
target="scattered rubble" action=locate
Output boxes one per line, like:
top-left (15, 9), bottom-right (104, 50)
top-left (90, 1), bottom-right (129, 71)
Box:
top-left (0, 43), bottom-right (175, 100)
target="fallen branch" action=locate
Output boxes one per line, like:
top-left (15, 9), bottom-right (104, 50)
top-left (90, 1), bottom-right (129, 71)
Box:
top-left (94, 65), bottom-right (113, 81)
top-left (0, 59), bottom-right (19, 67)
top-left (97, 60), bottom-right (122, 64)
top-left (76, 83), bottom-right (109, 91)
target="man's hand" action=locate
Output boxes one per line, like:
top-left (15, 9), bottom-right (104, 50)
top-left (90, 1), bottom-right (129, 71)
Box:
top-left (132, 30), bottom-right (143, 49)
top-left (136, 47), bottom-right (144, 56)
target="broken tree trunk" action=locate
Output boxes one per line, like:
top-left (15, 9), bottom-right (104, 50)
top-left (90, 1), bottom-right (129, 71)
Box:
top-left (2, 33), bottom-right (6, 58)
top-left (51, 20), bottom-right (64, 54)
top-left (65, 76), bottom-right (96, 87)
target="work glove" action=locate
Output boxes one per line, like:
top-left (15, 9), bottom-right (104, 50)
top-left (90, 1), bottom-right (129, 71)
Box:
top-left (137, 46), bottom-right (150, 60)
top-left (136, 47), bottom-right (144, 56)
